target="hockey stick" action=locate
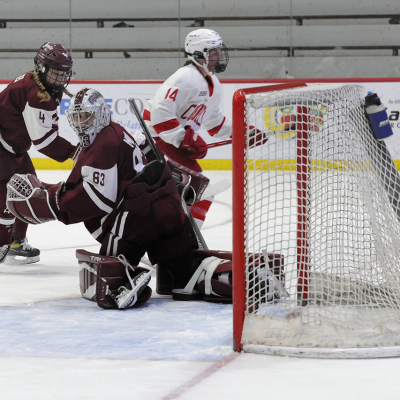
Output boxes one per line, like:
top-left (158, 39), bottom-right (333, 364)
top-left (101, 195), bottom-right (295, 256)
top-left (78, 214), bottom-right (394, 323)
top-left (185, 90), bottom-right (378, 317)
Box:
top-left (128, 98), bottom-right (208, 250)
top-left (201, 179), bottom-right (231, 200)
top-left (128, 99), bottom-right (164, 162)
top-left (207, 139), bottom-right (232, 148)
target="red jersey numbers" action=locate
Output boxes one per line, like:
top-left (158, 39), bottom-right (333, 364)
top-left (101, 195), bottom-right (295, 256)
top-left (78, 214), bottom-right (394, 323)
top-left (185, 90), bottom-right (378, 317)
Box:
top-left (164, 88), bottom-right (178, 102)
top-left (93, 171), bottom-right (105, 186)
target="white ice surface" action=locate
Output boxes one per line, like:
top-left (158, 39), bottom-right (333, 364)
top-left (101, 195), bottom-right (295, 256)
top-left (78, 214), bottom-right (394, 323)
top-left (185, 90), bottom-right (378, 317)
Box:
top-left (1, 170), bottom-right (400, 400)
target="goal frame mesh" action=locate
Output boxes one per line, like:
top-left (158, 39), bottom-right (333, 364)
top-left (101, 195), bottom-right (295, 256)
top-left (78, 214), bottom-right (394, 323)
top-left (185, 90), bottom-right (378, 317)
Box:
top-left (232, 82), bottom-right (400, 358)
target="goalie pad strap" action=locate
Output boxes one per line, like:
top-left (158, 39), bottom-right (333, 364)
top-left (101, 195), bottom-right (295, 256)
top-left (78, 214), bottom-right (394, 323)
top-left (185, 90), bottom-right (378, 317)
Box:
top-left (172, 256), bottom-right (227, 297)
top-left (174, 259), bottom-right (205, 295)
top-left (201, 256), bottom-right (227, 297)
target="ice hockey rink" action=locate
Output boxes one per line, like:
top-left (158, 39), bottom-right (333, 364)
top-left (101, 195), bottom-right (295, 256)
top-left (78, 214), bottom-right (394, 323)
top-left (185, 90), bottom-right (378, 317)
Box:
top-left (1, 169), bottom-right (400, 400)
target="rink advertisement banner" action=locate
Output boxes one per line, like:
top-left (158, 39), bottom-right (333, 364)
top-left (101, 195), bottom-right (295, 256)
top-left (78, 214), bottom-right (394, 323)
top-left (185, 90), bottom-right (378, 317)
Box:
top-left (0, 78), bottom-right (399, 170)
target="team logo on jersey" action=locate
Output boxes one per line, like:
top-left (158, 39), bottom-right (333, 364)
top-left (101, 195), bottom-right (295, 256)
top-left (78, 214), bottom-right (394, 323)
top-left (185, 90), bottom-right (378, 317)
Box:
top-left (187, 104), bottom-right (207, 126)
top-left (89, 92), bottom-right (101, 104)
top-left (14, 74), bottom-right (26, 83)
top-left (199, 90), bottom-right (208, 97)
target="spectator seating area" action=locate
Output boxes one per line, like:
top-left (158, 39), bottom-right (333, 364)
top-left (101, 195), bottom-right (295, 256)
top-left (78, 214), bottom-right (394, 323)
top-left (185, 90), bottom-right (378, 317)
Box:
top-left (0, 0), bottom-right (399, 79)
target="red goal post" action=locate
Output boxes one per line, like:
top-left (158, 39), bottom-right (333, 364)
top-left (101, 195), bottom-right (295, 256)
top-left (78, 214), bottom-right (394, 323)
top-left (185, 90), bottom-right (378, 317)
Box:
top-left (232, 82), bottom-right (400, 358)
top-left (232, 82), bottom-right (307, 352)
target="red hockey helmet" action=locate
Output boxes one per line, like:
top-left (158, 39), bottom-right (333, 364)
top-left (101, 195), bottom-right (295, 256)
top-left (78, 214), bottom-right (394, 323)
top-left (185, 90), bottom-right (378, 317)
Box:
top-left (34, 42), bottom-right (73, 95)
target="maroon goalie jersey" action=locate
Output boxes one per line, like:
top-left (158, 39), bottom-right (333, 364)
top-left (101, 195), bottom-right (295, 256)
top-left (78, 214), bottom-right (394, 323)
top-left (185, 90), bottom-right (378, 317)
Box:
top-left (0, 72), bottom-right (75, 161)
top-left (54, 122), bottom-right (194, 263)
top-left (56, 122), bottom-right (147, 229)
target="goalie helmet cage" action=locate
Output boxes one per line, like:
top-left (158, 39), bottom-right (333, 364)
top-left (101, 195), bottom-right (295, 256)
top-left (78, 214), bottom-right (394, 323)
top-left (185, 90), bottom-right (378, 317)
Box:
top-left (232, 82), bottom-right (400, 359)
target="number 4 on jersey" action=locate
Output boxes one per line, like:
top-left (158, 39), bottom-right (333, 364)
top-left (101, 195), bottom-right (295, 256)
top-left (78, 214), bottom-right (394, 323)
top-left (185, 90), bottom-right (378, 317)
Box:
top-left (164, 88), bottom-right (178, 102)
top-left (38, 111), bottom-right (46, 124)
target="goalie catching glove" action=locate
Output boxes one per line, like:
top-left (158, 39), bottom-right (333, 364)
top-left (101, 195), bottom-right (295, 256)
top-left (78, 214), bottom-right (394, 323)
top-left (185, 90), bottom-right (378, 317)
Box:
top-left (6, 174), bottom-right (62, 224)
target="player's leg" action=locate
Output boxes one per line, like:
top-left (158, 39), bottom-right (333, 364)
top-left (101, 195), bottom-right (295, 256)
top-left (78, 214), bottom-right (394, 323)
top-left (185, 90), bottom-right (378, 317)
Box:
top-left (141, 137), bottom-right (219, 230)
top-left (191, 178), bottom-right (232, 229)
top-left (189, 195), bottom-right (214, 230)
top-left (7, 219), bottom-right (40, 264)
top-left (0, 180), bottom-right (13, 263)
top-left (6, 153), bottom-right (40, 264)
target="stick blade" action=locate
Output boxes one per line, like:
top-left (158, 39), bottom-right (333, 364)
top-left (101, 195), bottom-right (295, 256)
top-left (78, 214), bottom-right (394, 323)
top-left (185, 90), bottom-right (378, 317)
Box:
top-left (201, 179), bottom-right (231, 199)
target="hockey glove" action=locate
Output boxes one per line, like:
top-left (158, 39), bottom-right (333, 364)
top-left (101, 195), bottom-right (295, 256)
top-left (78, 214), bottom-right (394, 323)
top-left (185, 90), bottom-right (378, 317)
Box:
top-left (6, 174), bottom-right (60, 224)
top-left (180, 126), bottom-right (207, 160)
top-left (249, 125), bottom-right (268, 147)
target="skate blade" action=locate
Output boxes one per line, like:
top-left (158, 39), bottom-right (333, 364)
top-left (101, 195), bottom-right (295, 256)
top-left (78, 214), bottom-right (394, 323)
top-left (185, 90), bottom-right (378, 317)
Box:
top-left (4, 255), bottom-right (40, 265)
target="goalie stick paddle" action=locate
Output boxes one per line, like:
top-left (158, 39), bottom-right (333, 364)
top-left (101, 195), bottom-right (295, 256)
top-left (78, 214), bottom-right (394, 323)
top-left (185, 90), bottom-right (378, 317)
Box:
top-left (128, 98), bottom-right (208, 250)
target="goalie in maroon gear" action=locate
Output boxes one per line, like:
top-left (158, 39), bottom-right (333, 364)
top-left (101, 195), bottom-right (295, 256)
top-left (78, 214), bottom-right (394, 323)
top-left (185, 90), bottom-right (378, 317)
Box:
top-left (6, 88), bottom-right (243, 309)
top-left (0, 42), bottom-right (76, 265)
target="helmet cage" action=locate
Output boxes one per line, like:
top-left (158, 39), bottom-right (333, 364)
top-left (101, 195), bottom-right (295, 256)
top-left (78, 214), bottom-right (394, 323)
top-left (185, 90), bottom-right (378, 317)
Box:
top-left (202, 44), bottom-right (229, 74)
top-left (184, 29), bottom-right (229, 74)
top-left (66, 88), bottom-right (111, 147)
top-left (34, 42), bottom-right (73, 94)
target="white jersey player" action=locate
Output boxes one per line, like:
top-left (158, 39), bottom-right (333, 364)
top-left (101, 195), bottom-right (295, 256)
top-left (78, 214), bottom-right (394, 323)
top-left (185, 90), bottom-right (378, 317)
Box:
top-left (143, 29), bottom-right (231, 229)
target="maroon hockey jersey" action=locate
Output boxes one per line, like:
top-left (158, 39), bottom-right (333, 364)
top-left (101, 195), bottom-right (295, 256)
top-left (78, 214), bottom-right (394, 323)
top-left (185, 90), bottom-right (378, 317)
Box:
top-left (56, 122), bottom-right (147, 230)
top-left (0, 72), bottom-right (75, 161)
top-left (54, 122), bottom-right (195, 264)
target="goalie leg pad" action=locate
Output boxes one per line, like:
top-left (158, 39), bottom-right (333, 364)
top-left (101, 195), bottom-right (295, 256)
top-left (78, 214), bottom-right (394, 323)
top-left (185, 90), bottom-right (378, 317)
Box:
top-left (171, 256), bottom-right (232, 303)
top-left (170, 249), bottom-right (285, 304)
top-left (76, 249), bottom-right (152, 309)
top-left (156, 249), bottom-right (233, 296)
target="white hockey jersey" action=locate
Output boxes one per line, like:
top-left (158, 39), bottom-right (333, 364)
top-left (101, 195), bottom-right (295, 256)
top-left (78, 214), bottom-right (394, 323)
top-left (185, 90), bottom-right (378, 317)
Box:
top-left (144, 64), bottom-right (231, 148)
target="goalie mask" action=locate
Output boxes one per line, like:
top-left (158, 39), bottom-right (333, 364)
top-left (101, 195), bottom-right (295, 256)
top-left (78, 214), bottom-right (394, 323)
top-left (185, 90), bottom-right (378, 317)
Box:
top-left (34, 42), bottom-right (73, 95)
top-left (66, 88), bottom-right (111, 147)
top-left (184, 29), bottom-right (229, 75)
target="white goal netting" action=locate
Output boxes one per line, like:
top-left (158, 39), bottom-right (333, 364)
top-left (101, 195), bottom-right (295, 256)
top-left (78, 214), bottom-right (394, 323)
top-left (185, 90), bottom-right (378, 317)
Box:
top-left (237, 83), bottom-right (400, 358)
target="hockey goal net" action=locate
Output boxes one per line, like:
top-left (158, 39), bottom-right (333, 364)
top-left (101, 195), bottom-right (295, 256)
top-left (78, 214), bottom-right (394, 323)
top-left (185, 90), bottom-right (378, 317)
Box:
top-left (232, 82), bottom-right (400, 358)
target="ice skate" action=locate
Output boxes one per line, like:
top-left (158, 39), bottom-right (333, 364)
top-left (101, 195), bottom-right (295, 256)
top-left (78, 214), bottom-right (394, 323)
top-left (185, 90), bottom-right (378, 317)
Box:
top-left (0, 244), bottom-right (10, 264)
top-left (6, 238), bottom-right (40, 265)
